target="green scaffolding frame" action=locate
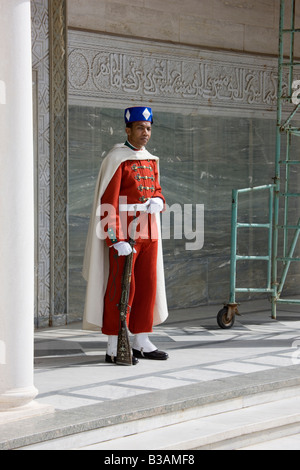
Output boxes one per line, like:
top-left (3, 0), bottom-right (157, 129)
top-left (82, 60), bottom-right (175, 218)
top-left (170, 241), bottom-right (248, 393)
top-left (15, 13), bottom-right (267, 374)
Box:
top-left (217, 0), bottom-right (300, 329)
top-left (272, 0), bottom-right (300, 318)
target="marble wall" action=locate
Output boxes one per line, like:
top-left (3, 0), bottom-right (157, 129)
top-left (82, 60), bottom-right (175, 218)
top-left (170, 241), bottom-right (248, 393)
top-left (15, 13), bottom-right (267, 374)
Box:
top-left (67, 0), bottom-right (300, 57)
top-left (68, 106), bottom-right (300, 322)
top-left (31, 0), bottom-right (51, 327)
top-left (67, 29), bottom-right (300, 324)
top-left (31, 0), bottom-right (68, 328)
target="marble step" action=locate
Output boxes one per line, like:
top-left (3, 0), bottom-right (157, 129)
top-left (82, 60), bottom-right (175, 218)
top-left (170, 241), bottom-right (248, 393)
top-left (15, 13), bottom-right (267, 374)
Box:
top-left (3, 367), bottom-right (300, 450)
top-left (80, 395), bottom-right (300, 451)
top-left (240, 429), bottom-right (300, 450)
top-left (17, 382), bottom-right (300, 450)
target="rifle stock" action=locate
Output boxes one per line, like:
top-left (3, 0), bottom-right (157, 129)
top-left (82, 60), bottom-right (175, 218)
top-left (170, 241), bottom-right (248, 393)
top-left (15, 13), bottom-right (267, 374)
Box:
top-left (116, 212), bottom-right (138, 366)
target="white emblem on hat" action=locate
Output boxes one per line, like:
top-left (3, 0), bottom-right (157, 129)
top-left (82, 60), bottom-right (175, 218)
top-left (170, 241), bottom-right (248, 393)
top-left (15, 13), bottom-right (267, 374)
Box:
top-left (126, 110), bottom-right (131, 122)
top-left (143, 108), bottom-right (151, 121)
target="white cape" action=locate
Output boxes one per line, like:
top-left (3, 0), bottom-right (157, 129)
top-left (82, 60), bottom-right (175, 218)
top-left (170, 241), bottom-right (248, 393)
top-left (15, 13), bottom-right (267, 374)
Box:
top-left (82, 144), bottom-right (169, 331)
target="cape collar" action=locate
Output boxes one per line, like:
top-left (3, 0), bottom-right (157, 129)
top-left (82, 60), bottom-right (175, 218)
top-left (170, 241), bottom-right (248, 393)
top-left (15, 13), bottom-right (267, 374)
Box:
top-left (125, 140), bottom-right (145, 152)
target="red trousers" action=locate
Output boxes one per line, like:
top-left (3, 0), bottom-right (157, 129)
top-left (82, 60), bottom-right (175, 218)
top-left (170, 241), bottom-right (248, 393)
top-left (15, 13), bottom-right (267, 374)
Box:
top-left (102, 240), bottom-right (158, 336)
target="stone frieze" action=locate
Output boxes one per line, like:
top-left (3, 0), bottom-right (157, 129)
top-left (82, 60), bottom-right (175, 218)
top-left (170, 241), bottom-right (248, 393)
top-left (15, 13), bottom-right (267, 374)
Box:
top-left (68, 30), bottom-right (282, 114)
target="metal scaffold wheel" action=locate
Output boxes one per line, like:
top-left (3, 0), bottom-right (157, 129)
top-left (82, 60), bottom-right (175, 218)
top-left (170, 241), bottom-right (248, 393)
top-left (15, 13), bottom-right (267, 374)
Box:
top-left (217, 305), bottom-right (237, 330)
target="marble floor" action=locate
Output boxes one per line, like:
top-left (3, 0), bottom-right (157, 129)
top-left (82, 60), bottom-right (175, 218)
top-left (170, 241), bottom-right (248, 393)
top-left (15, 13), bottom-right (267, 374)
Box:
top-left (34, 299), bottom-right (300, 412)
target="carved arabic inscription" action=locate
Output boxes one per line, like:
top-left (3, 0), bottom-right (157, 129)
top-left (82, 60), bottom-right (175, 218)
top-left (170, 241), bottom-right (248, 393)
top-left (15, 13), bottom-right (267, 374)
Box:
top-left (68, 44), bottom-right (279, 110)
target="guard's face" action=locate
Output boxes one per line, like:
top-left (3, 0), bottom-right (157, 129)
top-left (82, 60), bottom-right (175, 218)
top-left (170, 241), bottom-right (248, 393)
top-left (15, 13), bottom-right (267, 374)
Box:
top-left (126, 121), bottom-right (152, 149)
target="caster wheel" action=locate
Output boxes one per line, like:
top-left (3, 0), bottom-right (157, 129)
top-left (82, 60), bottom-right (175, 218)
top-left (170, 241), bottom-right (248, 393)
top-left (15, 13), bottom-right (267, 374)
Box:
top-left (217, 306), bottom-right (235, 329)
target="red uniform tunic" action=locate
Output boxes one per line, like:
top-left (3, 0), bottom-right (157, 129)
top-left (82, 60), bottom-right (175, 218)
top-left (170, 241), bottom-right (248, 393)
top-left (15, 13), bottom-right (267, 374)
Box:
top-left (100, 153), bottom-right (165, 335)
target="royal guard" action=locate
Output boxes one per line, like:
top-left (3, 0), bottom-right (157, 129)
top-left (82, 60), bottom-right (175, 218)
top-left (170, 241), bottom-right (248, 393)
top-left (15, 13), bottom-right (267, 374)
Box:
top-left (82, 107), bottom-right (169, 365)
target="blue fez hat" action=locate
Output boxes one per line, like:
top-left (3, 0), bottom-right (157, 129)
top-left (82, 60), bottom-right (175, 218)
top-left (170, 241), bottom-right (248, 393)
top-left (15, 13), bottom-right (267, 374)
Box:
top-left (124, 107), bottom-right (153, 124)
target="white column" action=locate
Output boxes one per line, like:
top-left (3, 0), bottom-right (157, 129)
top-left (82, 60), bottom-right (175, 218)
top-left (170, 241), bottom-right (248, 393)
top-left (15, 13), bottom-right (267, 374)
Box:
top-left (0, 0), bottom-right (38, 410)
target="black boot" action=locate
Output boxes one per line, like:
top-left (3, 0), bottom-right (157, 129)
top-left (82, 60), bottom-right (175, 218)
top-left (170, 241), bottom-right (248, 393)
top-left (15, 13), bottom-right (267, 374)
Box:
top-left (132, 349), bottom-right (169, 361)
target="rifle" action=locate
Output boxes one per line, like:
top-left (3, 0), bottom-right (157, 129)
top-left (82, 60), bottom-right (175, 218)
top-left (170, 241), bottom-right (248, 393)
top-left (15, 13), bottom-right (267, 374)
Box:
top-left (116, 210), bottom-right (138, 366)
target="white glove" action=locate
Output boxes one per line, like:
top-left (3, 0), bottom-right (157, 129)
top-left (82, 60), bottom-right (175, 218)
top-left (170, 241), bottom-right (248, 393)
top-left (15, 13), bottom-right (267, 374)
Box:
top-left (147, 197), bottom-right (164, 214)
top-left (113, 242), bottom-right (136, 256)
